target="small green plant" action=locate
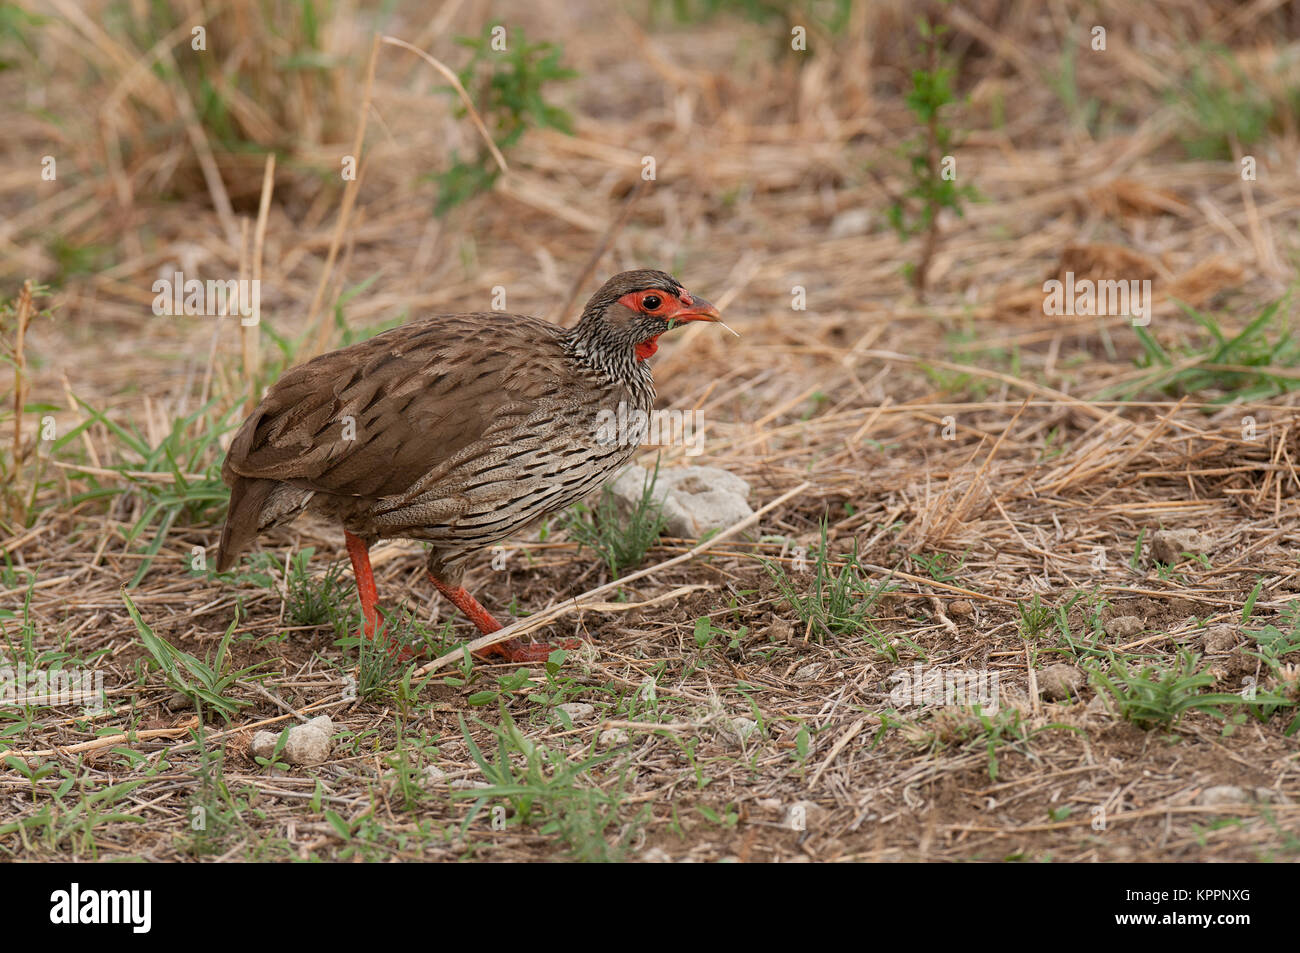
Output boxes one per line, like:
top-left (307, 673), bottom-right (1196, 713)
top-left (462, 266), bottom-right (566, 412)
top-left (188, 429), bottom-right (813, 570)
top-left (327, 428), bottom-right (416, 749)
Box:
top-left (913, 549), bottom-right (966, 583)
top-left (432, 27), bottom-right (576, 214)
top-left (1129, 529), bottom-right (1146, 571)
top-left (0, 3), bottom-right (44, 72)
top-left (282, 548), bottom-right (347, 627)
top-left (1086, 651), bottom-right (1246, 730)
top-left (0, 765), bottom-right (146, 859)
top-left (1051, 593), bottom-right (1152, 666)
top-left (1154, 560), bottom-right (1185, 583)
top-left (1, 583), bottom-right (66, 681)
top-left (692, 616), bottom-right (747, 654)
top-left (467, 666), bottom-right (536, 707)
top-left (1017, 594), bottom-right (1054, 640)
top-left (58, 397), bottom-right (239, 586)
top-left (696, 803), bottom-right (740, 828)
top-left (885, 10), bottom-right (979, 299)
top-left (178, 714), bottom-right (251, 857)
top-left (332, 605), bottom-right (446, 703)
top-left (790, 724), bottom-right (812, 770)
top-left (125, 593), bottom-right (265, 722)
top-left (1169, 48), bottom-right (1281, 161)
top-left (250, 725), bottom-right (293, 772)
top-left (1245, 606), bottom-right (1300, 665)
top-left (1240, 604), bottom-right (1300, 735)
top-left (564, 458), bottom-right (667, 577)
top-left (1101, 297), bottom-right (1300, 404)
top-left (766, 522), bottom-right (892, 643)
top-left (382, 709), bottom-right (440, 814)
top-left (907, 707), bottom-right (1073, 781)
top-left (1241, 578), bottom-right (1265, 623)
top-left (456, 711), bottom-right (641, 861)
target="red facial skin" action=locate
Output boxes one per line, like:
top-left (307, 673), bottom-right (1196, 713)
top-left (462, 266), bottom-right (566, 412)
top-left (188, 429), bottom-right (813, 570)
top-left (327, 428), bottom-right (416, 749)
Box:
top-left (616, 289), bottom-right (721, 362)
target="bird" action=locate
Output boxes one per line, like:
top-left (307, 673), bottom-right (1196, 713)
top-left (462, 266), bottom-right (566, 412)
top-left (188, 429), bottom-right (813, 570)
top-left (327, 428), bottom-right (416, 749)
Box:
top-left (216, 269), bottom-right (722, 662)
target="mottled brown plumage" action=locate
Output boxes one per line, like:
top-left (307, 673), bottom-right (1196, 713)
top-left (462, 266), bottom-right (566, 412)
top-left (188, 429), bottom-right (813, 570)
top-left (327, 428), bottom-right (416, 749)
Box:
top-left (217, 269), bottom-right (720, 660)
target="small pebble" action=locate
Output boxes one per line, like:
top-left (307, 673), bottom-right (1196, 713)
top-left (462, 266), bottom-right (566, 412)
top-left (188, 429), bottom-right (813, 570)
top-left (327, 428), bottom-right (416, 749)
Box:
top-left (719, 716), bottom-right (758, 744)
top-left (1150, 528), bottom-right (1215, 564)
top-left (948, 600), bottom-right (974, 618)
top-left (556, 702), bottom-right (595, 724)
top-left (1038, 663), bottom-right (1086, 701)
top-left (249, 715), bottom-right (334, 766)
top-left (1104, 615), bottom-right (1143, 638)
top-left (450, 778), bottom-right (491, 791)
top-left (1202, 625), bottom-right (1237, 654)
top-left (597, 728), bottom-right (629, 747)
top-left (1228, 648), bottom-right (1256, 675)
top-left (1196, 785), bottom-right (1288, 806)
top-left (164, 691), bottom-right (193, 711)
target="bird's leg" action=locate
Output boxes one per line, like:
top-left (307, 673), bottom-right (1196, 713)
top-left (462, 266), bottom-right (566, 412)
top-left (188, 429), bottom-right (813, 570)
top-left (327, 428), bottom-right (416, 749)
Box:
top-left (425, 571), bottom-right (581, 663)
top-left (345, 530), bottom-right (424, 661)
top-left (343, 530), bottom-right (385, 642)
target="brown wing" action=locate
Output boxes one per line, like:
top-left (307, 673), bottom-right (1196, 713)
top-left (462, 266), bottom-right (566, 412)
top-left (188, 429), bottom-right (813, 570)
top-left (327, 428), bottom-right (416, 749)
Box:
top-left (223, 312), bottom-right (568, 500)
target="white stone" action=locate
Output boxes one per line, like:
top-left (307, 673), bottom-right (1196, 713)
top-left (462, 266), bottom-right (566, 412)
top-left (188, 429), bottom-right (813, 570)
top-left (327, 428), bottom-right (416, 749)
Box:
top-left (829, 208), bottom-right (872, 238)
top-left (450, 778), bottom-right (491, 790)
top-left (1195, 785), bottom-right (1288, 806)
top-left (719, 716), bottom-right (759, 744)
top-left (249, 715), bottom-right (334, 766)
top-left (1150, 528), bottom-right (1216, 564)
top-left (598, 728), bottom-right (630, 746)
top-left (556, 702), bottom-right (595, 723)
top-left (610, 465), bottom-right (754, 540)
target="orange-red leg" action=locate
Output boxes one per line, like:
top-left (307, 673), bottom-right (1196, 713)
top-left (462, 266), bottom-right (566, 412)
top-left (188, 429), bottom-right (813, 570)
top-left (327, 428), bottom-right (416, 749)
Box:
top-left (345, 531), bottom-right (422, 661)
top-left (426, 571), bottom-right (581, 663)
top-left (344, 530), bottom-right (380, 637)
top-left (344, 530), bottom-right (387, 642)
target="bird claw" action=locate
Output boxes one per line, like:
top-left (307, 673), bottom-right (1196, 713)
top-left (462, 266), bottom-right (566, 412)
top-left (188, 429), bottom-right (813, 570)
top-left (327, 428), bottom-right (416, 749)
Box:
top-left (475, 636), bottom-right (583, 664)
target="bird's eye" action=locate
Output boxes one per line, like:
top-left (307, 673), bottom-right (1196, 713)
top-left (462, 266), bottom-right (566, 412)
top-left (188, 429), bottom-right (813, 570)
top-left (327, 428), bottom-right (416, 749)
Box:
top-left (642, 294), bottom-right (662, 311)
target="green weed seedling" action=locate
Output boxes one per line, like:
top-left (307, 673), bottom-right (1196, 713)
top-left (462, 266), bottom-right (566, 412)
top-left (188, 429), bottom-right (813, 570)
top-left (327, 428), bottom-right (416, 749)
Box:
top-left (1086, 651), bottom-right (1250, 730)
top-left (455, 711), bottom-right (640, 862)
top-left (565, 456), bottom-right (667, 577)
top-left (431, 28), bottom-right (575, 215)
top-left (125, 593), bottom-right (265, 721)
top-left (765, 521), bottom-right (895, 651)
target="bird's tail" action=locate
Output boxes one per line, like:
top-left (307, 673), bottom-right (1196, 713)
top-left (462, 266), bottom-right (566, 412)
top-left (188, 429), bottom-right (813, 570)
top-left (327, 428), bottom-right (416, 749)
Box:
top-left (216, 477), bottom-right (276, 572)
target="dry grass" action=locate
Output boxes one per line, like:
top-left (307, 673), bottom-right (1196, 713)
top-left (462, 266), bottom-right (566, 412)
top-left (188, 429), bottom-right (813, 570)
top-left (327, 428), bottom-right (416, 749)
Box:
top-left (2, 0), bottom-right (1300, 862)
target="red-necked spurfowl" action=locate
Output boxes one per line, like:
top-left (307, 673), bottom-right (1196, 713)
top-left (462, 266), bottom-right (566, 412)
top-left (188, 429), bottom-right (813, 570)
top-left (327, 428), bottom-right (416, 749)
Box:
top-left (217, 270), bottom-right (721, 662)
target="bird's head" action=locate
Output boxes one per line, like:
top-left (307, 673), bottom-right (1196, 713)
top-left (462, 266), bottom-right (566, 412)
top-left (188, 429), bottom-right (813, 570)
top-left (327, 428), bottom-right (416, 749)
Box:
top-left (575, 269), bottom-right (721, 362)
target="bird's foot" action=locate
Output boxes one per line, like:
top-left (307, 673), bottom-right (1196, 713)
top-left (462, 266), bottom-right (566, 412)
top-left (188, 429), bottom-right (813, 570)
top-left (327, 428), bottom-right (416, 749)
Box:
top-left (424, 572), bottom-right (584, 664)
top-left (475, 635), bottom-right (583, 664)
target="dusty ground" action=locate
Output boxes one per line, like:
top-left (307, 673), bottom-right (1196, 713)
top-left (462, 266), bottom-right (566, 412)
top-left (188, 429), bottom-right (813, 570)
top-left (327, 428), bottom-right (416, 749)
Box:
top-left (2, 0), bottom-right (1299, 861)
